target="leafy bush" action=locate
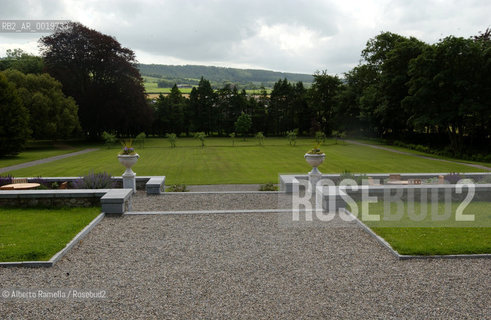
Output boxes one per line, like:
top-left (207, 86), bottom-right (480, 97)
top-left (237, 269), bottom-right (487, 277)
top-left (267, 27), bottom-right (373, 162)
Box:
top-left (235, 112), bottom-right (252, 139)
top-left (72, 171), bottom-right (115, 189)
top-left (194, 132), bottom-right (206, 147)
top-left (444, 173), bottom-right (463, 184)
top-left (315, 131), bottom-right (326, 144)
top-left (102, 131), bottom-right (117, 148)
top-left (0, 175), bottom-right (13, 187)
top-left (332, 130), bottom-right (346, 144)
top-left (167, 184), bottom-right (188, 192)
top-left (259, 183), bottom-right (278, 191)
top-left (30, 177), bottom-right (51, 189)
top-left (135, 132), bottom-right (146, 149)
top-left (255, 132), bottom-right (265, 146)
top-left (166, 133), bottom-right (177, 148)
top-left (390, 140), bottom-right (491, 163)
top-left (286, 130), bottom-right (297, 146)
top-left (338, 170), bottom-right (367, 185)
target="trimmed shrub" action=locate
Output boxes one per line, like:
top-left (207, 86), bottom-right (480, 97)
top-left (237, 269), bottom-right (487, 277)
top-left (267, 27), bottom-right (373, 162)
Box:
top-left (0, 175), bottom-right (13, 187)
top-left (72, 171), bottom-right (115, 189)
top-left (259, 183), bottom-right (278, 191)
top-left (167, 184), bottom-right (188, 192)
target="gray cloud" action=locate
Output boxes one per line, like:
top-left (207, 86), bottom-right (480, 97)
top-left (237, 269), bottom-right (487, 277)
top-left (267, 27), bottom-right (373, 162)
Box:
top-left (0, 0), bottom-right (489, 74)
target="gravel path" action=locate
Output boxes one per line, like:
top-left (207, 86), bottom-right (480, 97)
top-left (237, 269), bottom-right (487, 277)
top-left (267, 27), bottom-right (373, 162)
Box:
top-left (186, 184), bottom-right (266, 192)
top-left (0, 148), bottom-right (99, 174)
top-left (346, 140), bottom-right (491, 171)
top-left (132, 191), bottom-right (290, 211)
top-left (1, 192), bottom-right (489, 318)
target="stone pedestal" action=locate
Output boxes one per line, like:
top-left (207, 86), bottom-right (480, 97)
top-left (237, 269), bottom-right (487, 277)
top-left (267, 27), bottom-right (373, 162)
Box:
top-left (122, 172), bottom-right (136, 194)
top-left (118, 154), bottom-right (139, 194)
top-left (308, 171), bottom-right (322, 193)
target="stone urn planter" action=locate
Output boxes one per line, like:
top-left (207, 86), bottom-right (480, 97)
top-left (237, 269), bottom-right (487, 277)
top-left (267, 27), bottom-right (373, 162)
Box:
top-left (118, 154), bottom-right (139, 176)
top-left (304, 153), bottom-right (325, 175)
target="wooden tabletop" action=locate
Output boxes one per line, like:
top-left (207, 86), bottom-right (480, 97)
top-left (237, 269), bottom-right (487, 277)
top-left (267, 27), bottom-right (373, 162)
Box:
top-left (385, 180), bottom-right (409, 185)
top-left (0, 183), bottom-right (41, 190)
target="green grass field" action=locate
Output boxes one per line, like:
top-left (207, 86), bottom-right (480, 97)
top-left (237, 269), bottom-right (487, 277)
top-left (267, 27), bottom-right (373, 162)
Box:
top-left (354, 138), bottom-right (491, 167)
top-left (358, 201), bottom-right (491, 255)
top-left (0, 143), bottom-right (85, 168)
top-left (0, 207), bottom-right (100, 262)
top-left (144, 82), bottom-right (194, 94)
top-left (2, 138), bottom-right (489, 184)
top-left (143, 77), bottom-right (272, 95)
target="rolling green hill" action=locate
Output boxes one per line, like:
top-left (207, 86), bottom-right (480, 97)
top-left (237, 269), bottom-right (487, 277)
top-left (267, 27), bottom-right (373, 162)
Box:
top-left (138, 64), bottom-right (313, 91)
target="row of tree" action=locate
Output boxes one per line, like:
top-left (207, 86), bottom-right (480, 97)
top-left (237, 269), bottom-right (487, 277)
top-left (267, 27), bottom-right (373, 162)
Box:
top-left (1, 22), bottom-right (489, 159)
top-left (337, 30), bottom-right (491, 156)
top-left (150, 30), bottom-right (490, 158)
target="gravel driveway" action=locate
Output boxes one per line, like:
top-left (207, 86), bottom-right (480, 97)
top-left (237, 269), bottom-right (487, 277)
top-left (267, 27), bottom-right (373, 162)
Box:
top-left (0, 192), bottom-right (489, 319)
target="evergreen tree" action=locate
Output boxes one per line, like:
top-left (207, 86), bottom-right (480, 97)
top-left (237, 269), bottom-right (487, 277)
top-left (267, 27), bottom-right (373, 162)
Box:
top-left (0, 73), bottom-right (30, 156)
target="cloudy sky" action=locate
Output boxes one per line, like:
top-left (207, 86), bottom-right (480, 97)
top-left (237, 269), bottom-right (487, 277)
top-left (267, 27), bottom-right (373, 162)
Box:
top-left (0, 0), bottom-right (489, 75)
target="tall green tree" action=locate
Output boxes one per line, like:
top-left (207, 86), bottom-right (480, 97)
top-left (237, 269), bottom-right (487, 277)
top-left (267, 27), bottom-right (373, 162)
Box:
top-left (3, 69), bottom-right (80, 139)
top-left (235, 112), bottom-right (252, 139)
top-left (250, 87), bottom-right (268, 134)
top-left (40, 22), bottom-right (153, 138)
top-left (0, 49), bottom-right (44, 74)
top-left (189, 77), bottom-right (216, 134)
top-left (268, 78), bottom-right (293, 135)
top-left (0, 73), bottom-right (30, 156)
top-left (308, 71), bottom-right (342, 134)
top-left (404, 36), bottom-right (490, 154)
top-left (378, 36), bottom-right (428, 136)
top-left (335, 65), bottom-right (377, 134)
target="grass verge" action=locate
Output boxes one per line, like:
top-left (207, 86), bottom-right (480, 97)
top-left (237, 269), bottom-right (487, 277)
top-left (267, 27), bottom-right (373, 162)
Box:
top-left (358, 201), bottom-right (491, 255)
top-left (0, 207), bottom-right (100, 262)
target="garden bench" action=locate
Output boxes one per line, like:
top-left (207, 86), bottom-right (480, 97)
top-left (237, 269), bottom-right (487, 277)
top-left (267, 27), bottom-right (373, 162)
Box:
top-left (145, 176), bottom-right (166, 195)
top-left (101, 189), bottom-right (133, 216)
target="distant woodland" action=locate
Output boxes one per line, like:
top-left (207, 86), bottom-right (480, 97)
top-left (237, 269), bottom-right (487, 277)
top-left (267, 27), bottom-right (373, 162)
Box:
top-left (137, 64), bottom-right (314, 89)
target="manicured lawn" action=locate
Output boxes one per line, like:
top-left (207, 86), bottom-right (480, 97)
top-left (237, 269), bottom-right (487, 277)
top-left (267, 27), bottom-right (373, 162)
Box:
top-left (0, 207), bottom-right (100, 262)
top-left (0, 143), bottom-right (85, 168)
top-left (3, 138), bottom-right (488, 184)
top-left (358, 201), bottom-right (491, 255)
top-left (353, 138), bottom-right (491, 168)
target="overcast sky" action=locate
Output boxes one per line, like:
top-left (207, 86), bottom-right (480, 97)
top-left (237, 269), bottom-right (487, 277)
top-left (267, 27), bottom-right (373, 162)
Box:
top-left (0, 0), bottom-right (489, 75)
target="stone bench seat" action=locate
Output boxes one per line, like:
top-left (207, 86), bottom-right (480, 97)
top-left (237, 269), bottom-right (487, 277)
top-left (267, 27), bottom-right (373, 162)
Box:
top-left (146, 176), bottom-right (166, 195)
top-left (100, 189), bottom-right (133, 215)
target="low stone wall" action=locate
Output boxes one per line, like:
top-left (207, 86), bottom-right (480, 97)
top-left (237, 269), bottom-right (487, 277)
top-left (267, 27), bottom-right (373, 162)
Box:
top-left (22, 176), bottom-right (153, 190)
top-left (280, 172), bottom-right (491, 193)
top-left (0, 197), bottom-right (100, 208)
top-left (0, 190), bottom-right (107, 208)
top-left (321, 184), bottom-right (491, 211)
top-left (0, 189), bottom-right (134, 216)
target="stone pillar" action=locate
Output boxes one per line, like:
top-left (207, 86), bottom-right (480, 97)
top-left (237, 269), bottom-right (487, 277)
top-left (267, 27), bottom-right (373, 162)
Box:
top-left (122, 172), bottom-right (136, 194)
top-left (308, 167), bottom-right (322, 193)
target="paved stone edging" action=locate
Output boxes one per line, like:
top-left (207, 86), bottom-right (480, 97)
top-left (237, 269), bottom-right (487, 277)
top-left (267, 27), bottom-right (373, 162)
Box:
top-left (0, 212), bottom-right (105, 268)
top-left (0, 148), bottom-right (99, 174)
top-left (346, 140), bottom-right (491, 171)
top-left (342, 209), bottom-right (491, 260)
top-left (126, 209), bottom-right (292, 215)
top-left (164, 191), bottom-right (281, 194)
